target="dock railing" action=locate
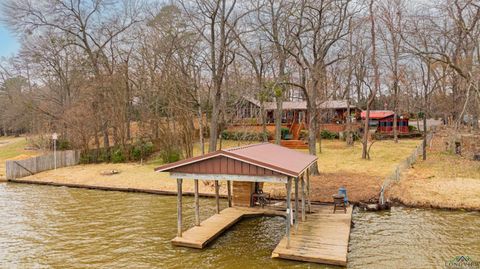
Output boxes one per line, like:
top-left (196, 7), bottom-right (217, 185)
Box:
top-left (5, 150), bottom-right (80, 180)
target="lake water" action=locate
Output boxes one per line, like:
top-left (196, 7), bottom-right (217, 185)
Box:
top-left (0, 183), bottom-right (479, 268)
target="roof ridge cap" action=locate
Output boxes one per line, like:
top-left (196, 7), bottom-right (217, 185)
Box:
top-left (225, 142), bottom-right (269, 152)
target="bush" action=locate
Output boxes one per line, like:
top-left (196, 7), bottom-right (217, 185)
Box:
top-left (57, 139), bottom-right (71, 150)
top-left (320, 129), bottom-right (339, 139)
top-left (221, 130), bottom-right (270, 141)
top-left (281, 127), bottom-right (290, 140)
top-left (161, 148), bottom-right (182, 163)
top-left (131, 141), bottom-right (154, 161)
top-left (408, 125), bottom-right (418, 132)
top-left (111, 149), bottom-right (126, 163)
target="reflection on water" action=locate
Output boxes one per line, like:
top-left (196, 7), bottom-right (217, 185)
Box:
top-left (0, 183), bottom-right (479, 268)
top-left (348, 207), bottom-right (480, 269)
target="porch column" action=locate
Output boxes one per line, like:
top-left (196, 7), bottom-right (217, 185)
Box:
top-left (306, 168), bottom-right (311, 213)
top-left (301, 173), bottom-right (306, 222)
top-left (177, 178), bottom-right (183, 237)
top-left (215, 180), bottom-right (220, 214)
top-left (194, 179), bottom-right (200, 226)
top-left (294, 176), bottom-right (299, 231)
top-left (227, 180), bottom-right (232, 207)
top-left (286, 177), bottom-right (292, 249)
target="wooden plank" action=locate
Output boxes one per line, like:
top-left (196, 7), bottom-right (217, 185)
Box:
top-left (272, 205), bottom-right (353, 267)
top-left (171, 207), bottom-right (283, 249)
top-left (169, 172), bottom-right (288, 183)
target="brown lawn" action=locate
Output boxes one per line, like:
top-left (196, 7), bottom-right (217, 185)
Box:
top-left (19, 139), bottom-right (421, 204)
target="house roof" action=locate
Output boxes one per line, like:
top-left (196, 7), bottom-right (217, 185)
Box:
top-left (242, 96), bottom-right (355, 111)
top-left (154, 143), bottom-right (318, 178)
top-left (360, 110), bottom-right (395, 120)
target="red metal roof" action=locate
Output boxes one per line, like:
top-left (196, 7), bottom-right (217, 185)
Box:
top-left (360, 110), bottom-right (394, 120)
top-left (154, 143), bottom-right (318, 178)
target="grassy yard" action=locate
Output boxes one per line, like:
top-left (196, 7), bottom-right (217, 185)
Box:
top-left (11, 136), bottom-right (480, 209)
top-left (263, 139), bottom-right (421, 203)
top-left (388, 147), bottom-right (480, 210)
top-left (0, 137), bottom-right (41, 180)
top-left (20, 138), bottom-right (421, 204)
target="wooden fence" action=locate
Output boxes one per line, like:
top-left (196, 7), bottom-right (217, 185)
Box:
top-left (6, 150), bottom-right (80, 180)
top-left (380, 131), bottom-right (435, 204)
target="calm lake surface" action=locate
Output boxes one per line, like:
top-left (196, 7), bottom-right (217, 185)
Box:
top-left (0, 183), bottom-right (479, 268)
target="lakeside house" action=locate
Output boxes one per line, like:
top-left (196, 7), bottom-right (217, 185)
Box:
top-left (233, 96), bottom-right (360, 148)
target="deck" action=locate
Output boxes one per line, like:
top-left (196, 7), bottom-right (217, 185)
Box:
top-left (272, 205), bottom-right (353, 266)
top-left (171, 207), bottom-right (284, 248)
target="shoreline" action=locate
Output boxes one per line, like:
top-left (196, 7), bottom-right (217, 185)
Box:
top-left (5, 178), bottom-right (479, 212)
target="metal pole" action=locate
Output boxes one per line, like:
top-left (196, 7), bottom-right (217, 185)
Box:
top-left (177, 178), bottom-right (183, 237)
top-left (423, 113), bottom-right (427, 160)
top-left (53, 139), bottom-right (57, 170)
top-left (286, 177), bottom-right (292, 249)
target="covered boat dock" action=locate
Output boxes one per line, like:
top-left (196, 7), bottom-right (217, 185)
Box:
top-left (155, 143), bottom-right (352, 266)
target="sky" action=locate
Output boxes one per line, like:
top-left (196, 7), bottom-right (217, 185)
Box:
top-left (0, 25), bottom-right (20, 58)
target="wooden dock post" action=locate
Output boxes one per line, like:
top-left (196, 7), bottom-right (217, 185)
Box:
top-left (306, 168), bottom-right (311, 213)
top-left (177, 178), bottom-right (183, 237)
top-left (301, 174), bottom-right (305, 222)
top-left (215, 180), bottom-right (220, 214)
top-left (227, 180), bottom-right (232, 207)
top-left (286, 177), bottom-right (292, 249)
top-left (294, 177), bottom-right (299, 231)
top-left (194, 179), bottom-right (200, 226)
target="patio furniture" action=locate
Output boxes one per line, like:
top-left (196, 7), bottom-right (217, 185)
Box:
top-left (332, 194), bottom-right (346, 214)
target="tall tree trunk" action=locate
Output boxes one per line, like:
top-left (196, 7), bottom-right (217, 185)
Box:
top-left (275, 96), bottom-right (283, 144)
top-left (197, 100), bottom-right (205, 156)
top-left (393, 111), bottom-right (398, 142)
top-left (209, 88), bottom-right (221, 152)
top-left (308, 76), bottom-right (320, 175)
top-left (260, 101), bottom-right (268, 142)
top-left (362, 103), bottom-right (372, 159)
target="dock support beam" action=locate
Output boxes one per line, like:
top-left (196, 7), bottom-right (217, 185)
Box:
top-left (194, 179), bottom-right (200, 226)
top-left (177, 178), bottom-right (183, 237)
top-left (294, 177), bottom-right (299, 231)
top-left (306, 168), bottom-right (311, 213)
top-left (301, 174), bottom-right (306, 222)
top-left (215, 180), bottom-right (220, 214)
top-left (286, 177), bottom-right (292, 248)
top-left (227, 180), bottom-right (232, 207)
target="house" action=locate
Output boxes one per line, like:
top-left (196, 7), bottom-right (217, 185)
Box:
top-left (360, 110), bottom-right (409, 134)
top-left (235, 96), bottom-right (360, 136)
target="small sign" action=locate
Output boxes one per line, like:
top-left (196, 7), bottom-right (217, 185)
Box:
top-left (52, 133), bottom-right (58, 140)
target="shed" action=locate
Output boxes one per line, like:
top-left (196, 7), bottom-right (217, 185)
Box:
top-left (155, 143), bottom-right (317, 248)
top-left (361, 110), bottom-right (409, 134)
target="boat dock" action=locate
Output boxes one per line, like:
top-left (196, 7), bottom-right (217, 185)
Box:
top-left (172, 207), bottom-right (285, 248)
top-left (172, 204), bottom-right (353, 266)
top-left (272, 205), bottom-right (353, 266)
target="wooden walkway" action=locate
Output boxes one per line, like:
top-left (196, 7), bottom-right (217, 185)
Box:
top-left (272, 205), bottom-right (353, 266)
top-left (172, 207), bottom-right (284, 248)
